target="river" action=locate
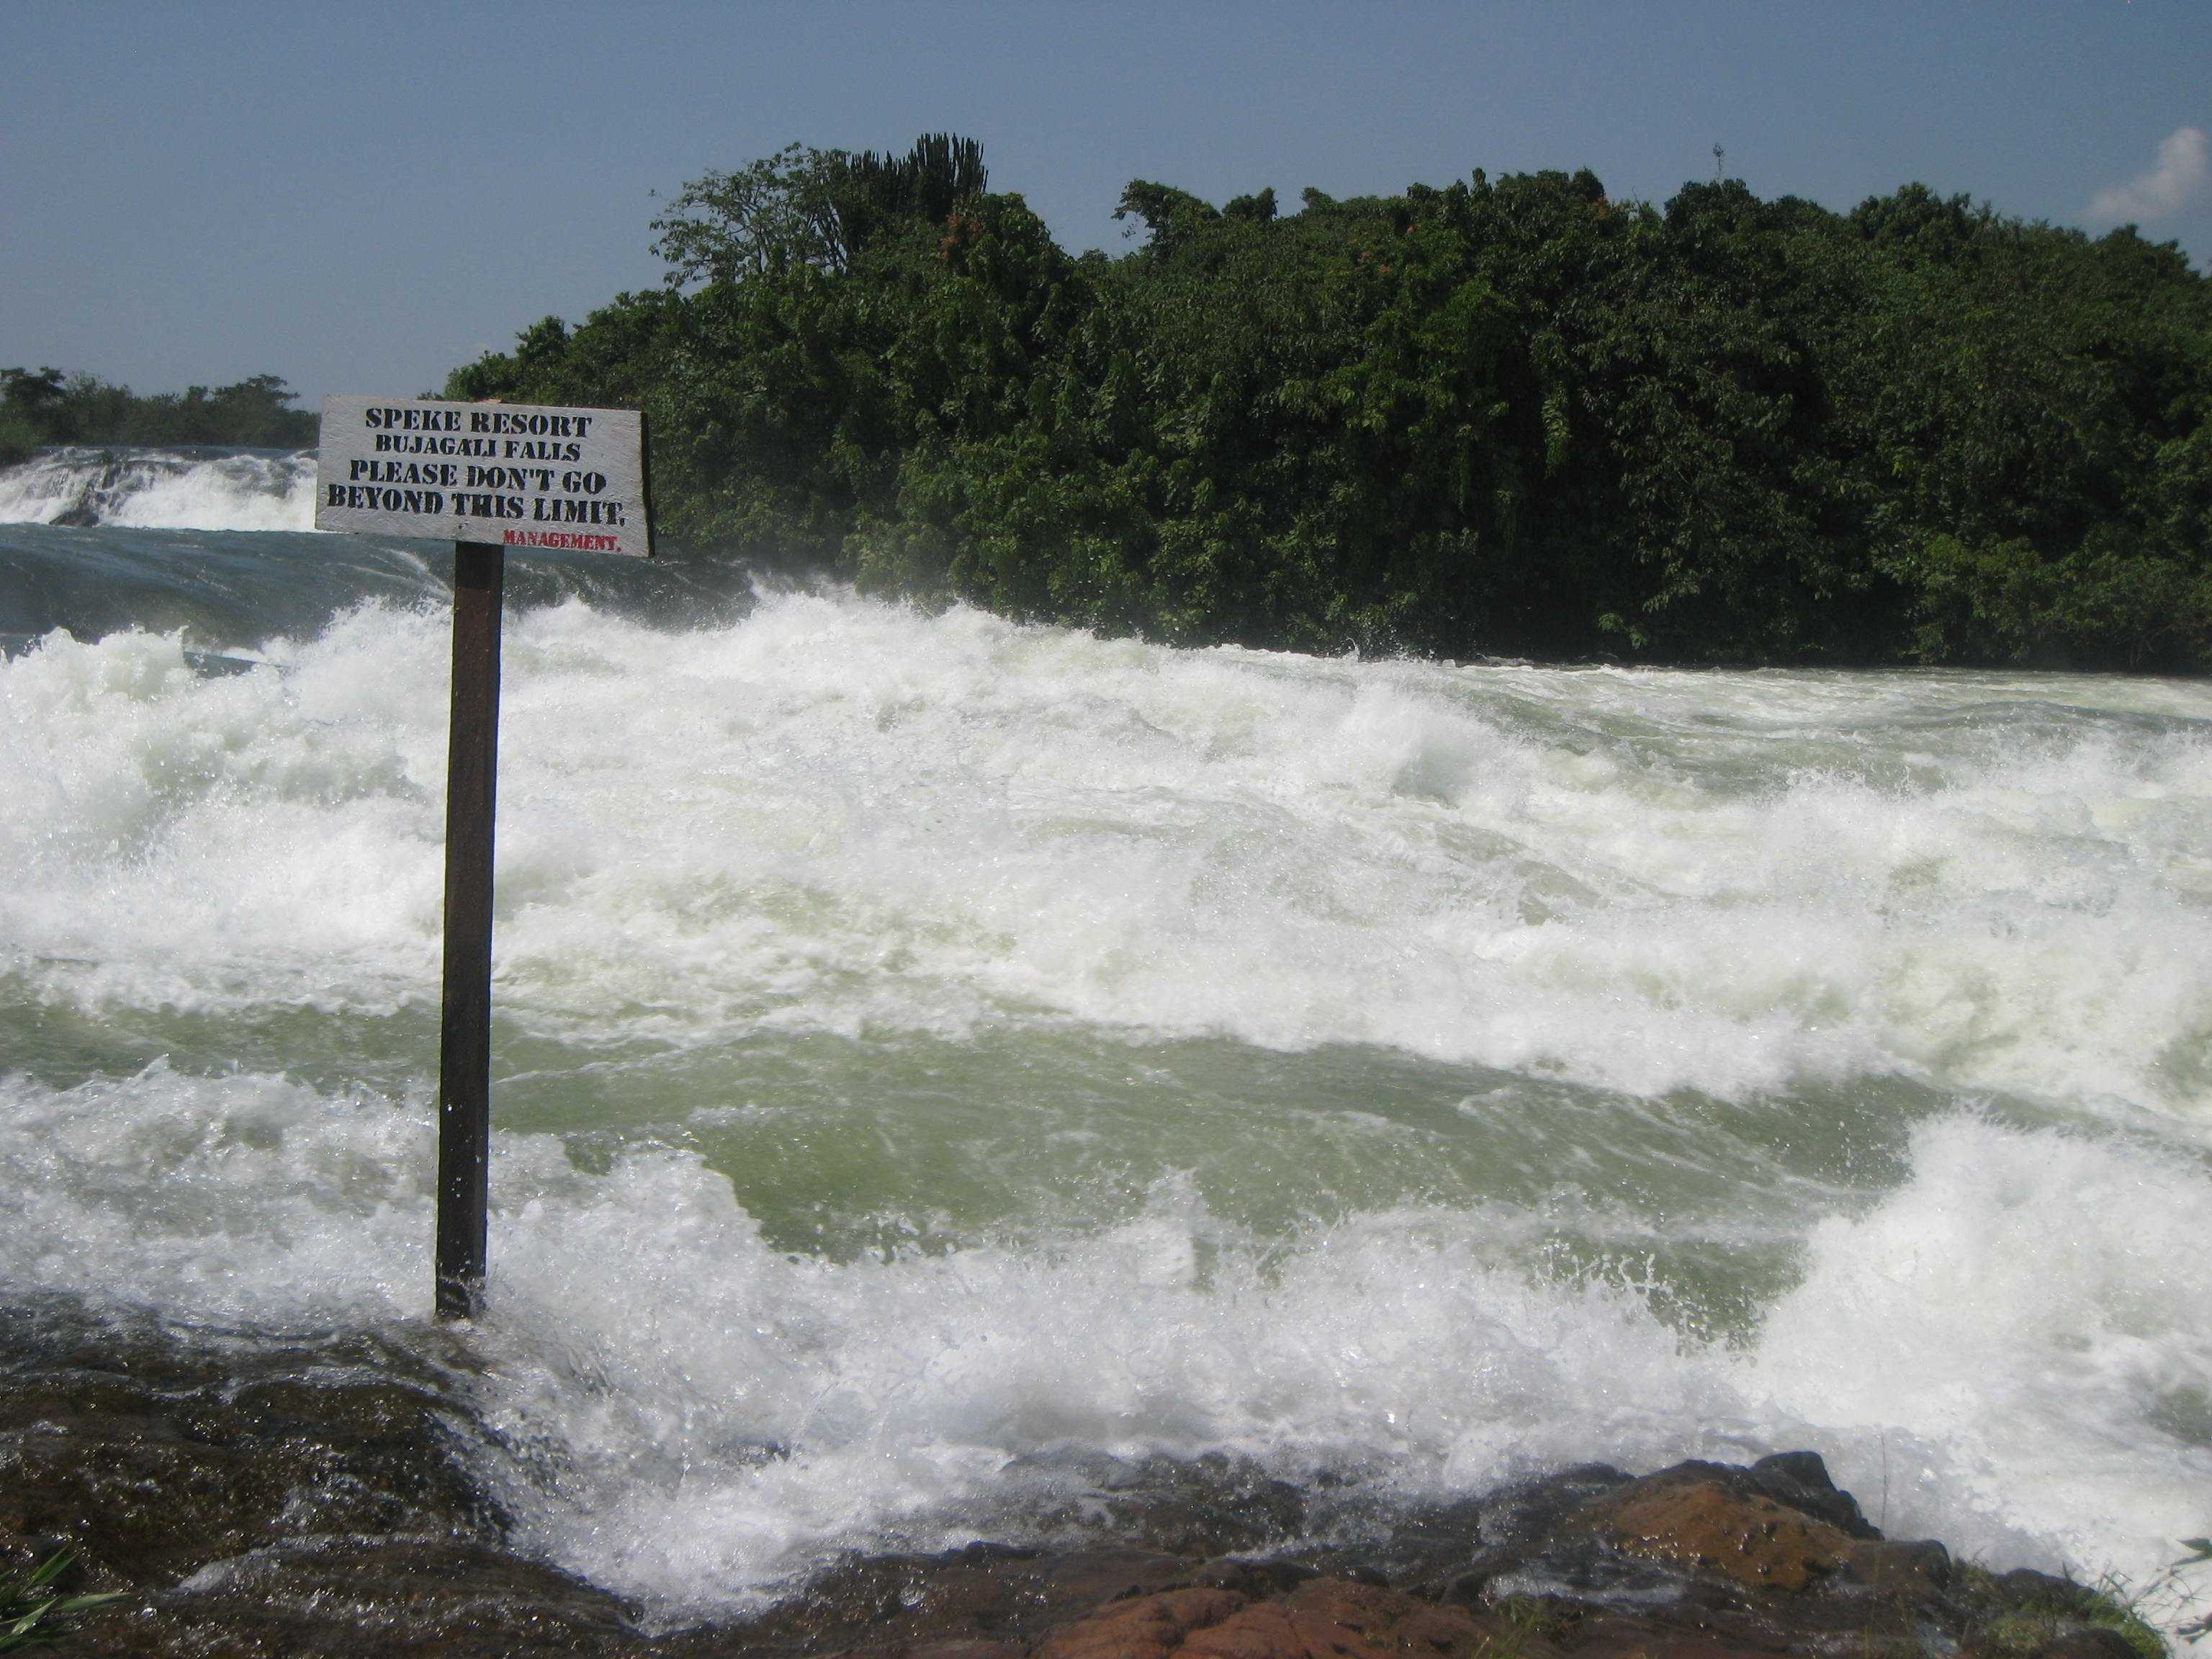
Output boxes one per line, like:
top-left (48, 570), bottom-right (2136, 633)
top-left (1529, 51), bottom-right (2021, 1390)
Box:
top-left (2, 446), bottom-right (2207, 1623)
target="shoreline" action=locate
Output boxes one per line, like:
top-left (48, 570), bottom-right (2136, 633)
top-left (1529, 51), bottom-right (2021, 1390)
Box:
top-left (0, 1296), bottom-right (2171, 1659)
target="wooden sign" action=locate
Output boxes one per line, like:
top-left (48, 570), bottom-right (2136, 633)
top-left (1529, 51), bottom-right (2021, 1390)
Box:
top-left (316, 395), bottom-right (652, 559)
top-left (315, 394), bottom-right (652, 1321)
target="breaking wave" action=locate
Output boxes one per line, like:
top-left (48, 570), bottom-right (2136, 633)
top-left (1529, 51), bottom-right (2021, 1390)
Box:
top-left (0, 445), bottom-right (315, 531)
top-left (1, 562), bottom-right (2208, 1619)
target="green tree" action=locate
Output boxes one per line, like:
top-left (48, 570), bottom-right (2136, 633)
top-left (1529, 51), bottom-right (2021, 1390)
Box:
top-left (444, 137), bottom-right (2212, 672)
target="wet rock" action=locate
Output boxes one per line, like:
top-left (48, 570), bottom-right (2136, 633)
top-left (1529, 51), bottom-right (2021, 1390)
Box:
top-left (2024, 1634), bottom-right (2139, 1659)
top-left (1254, 1578), bottom-right (1499, 1658)
top-left (1341, 1464), bottom-right (1632, 1596)
top-left (1743, 1451), bottom-right (1881, 1539)
top-left (1848, 1538), bottom-right (1953, 1600)
top-left (1032, 1578), bottom-right (1499, 1659)
top-left (1575, 1460), bottom-right (1948, 1599)
top-left (68, 1539), bottom-right (644, 1658)
top-left (999, 1448), bottom-right (1313, 1560)
top-left (0, 1298), bottom-right (503, 1593)
top-left (1031, 1586), bottom-right (1248, 1659)
top-left (1584, 1475), bottom-right (1856, 1591)
top-left (0, 1303), bottom-right (2165, 1659)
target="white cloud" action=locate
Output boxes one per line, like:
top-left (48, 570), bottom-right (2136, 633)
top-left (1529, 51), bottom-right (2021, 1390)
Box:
top-left (2090, 126), bottom-right (2210, 224)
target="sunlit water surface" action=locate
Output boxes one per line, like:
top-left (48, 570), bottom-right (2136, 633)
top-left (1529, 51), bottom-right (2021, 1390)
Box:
top-left (2, 448), bottom-right (2208, 1619)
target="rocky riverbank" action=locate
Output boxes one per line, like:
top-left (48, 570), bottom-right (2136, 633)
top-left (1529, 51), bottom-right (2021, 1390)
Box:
top-left (0, 1297), bottom-right (2164, 1658)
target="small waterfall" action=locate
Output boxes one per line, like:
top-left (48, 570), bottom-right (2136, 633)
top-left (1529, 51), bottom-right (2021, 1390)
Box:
top-left (0, 445), bottom-right (317, 531)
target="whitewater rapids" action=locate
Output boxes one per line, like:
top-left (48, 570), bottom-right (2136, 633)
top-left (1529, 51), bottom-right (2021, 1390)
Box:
top-left (0, 455), bottom-right (2208, 1622)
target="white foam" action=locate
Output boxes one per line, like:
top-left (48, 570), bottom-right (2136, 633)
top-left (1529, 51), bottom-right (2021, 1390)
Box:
top-left (0, 617), bottom-right (447, 1016)
top-left (1, 1063), bottom-right (2206, 1619)
top-left (0, 1064), bottom-right (431, 1323)
top-left (4, 590), bottom-right (2208, 1120)
top-left (0, 446), bottom-right (315, 530)
top-left (5, 589), bottom-right (2212, 1619)
top-left (476, 1115), bottom-right (2212, 1614)
top-left (1753, 1115), bottom-right (2212, 1596)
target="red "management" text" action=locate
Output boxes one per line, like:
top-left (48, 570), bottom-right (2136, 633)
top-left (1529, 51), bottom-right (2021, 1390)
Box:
top-left (503, 529), bottom-right (622, 552)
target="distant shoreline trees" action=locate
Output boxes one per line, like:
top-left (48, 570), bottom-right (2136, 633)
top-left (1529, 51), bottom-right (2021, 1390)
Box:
top-left (0, 369), bottom-right (318, 463)
top-left (134, 135), bottom-right (2212, 671)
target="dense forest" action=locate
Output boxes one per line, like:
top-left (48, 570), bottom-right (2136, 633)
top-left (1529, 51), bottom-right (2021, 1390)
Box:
top-left (0, 368), bottom-right (318, 464)
top-left (434, 135), bottom-right (2203, 670)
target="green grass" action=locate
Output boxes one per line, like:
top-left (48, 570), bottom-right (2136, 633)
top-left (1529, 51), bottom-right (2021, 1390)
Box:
top-left (2111, 1539), bottom-right (2212, 1654)
top-left (1952, 1552), bottom-right (2193, 1659)
top-left (0, 1549), bottom-right (125, 1653)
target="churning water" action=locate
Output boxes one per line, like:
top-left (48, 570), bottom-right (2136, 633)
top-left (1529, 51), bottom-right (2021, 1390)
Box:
top-left (2, 449), bottom-right (2209, 1619)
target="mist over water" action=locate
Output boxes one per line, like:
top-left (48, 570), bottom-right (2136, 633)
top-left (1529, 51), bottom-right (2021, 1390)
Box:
top-left (2, 454), bottom-right (2209, 1619)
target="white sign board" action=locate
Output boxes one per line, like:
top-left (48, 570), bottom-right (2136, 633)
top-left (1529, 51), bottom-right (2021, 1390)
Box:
top-left (315, 396), bottom-right (651, 558)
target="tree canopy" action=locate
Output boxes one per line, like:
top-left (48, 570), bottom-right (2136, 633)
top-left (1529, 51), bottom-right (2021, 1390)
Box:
top-left (1, 368), bottom-right (316, 462)
top-left (447, 136), bottom-right (2212, 671)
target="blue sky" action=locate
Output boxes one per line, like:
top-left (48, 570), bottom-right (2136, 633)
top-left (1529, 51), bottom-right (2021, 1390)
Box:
top-left (4, 1), bottom-right (2207, 409)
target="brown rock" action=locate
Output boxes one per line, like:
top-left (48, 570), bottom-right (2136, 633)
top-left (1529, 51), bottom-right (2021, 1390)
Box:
top-left (1034, 1586), bottom-right (1249, 1659)
top-left (1033, 1578), bottom-right (1497, 1659)
top-left (1262, 1579), bottom-right (1495, 1657)
top-left (1586, 1479), bottom-right (1852, 1592)
top-left (1845, 1537), bottom-right (1951, 1600)
top-left (1552, 1609), bottom-right (1797, 1659)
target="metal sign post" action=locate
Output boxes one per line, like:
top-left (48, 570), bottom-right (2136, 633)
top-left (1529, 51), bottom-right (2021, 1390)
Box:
top-left (315, 396), bottom-right (652, 1319)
